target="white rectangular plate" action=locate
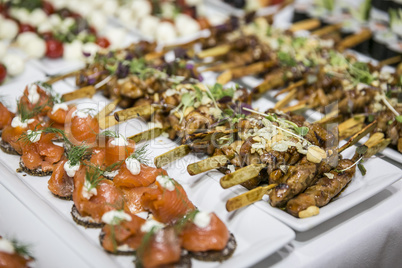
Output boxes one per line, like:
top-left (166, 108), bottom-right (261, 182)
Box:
top-left (205, 146), bottom-right (401, 232)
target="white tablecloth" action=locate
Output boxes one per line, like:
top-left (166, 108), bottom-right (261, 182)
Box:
top-left (255, 163), bottom-right (402, 268)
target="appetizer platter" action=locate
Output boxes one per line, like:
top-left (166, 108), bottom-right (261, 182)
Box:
top-left (0, 1), bottom-right (401, 267)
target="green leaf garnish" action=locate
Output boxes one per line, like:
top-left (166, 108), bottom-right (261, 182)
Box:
top-left (277, 51), bottom-right (297, 67)
top-left (396, 115), bottom-right (402, 123)
top-left (209, 83), bottom-right (235, 100)
top-left (128, 144), bottom-right (150, 165)
top-left (357, 161), bottom-right (366, 176)
top-left (85, 166), bottom-right (104, 192)
top-left (11, 238), bottom-right (34, 259)
top-left (67, 144), bottom-right (89, 166)
top-left (174, 209), bottom-right (199, 232)
top-left (356, 145), bottom-right (368, 155)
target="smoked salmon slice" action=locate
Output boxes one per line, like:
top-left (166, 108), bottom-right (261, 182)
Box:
top-left (114, 164), bottom-right (166, 188)
top-left (137, 227), bottom-right (181, 268)
top-left (72, 166), bottom-right (125, 222)
top-left (65, 114), bottom-right (99, 146)
top-left (1, 118), bottom-right (41, 154)
top-left (0, 102), bottom-right (14, 130)
top-left (101, 212), bottom-right (146, 253)
top-left (180, 212), bottom-right (230, 252)
top-left (141, 178), bottom-right (195, 224)
top-left (121, 186), bottom-right (156, 214)
top-left (48, 158), bottom-right (74, 198)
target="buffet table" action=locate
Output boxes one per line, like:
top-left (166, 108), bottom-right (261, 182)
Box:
top-left (1, 1), bottom-right (402, 268)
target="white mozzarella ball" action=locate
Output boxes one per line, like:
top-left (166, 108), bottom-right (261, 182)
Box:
top-left (0, 42), bottom-right (7, 60)
top-left (175, 14), bottom-right (200, 36)
top-left (88, 11), bottom-right (106, 32)
top-left (49, 14), bottom-right (62, 27)
top-left (105, 27), bottom-right (127, 49)
top-left (16, 32), bottom-right (39, 47)
top-left (160, 2), bottom-right (175, 19)
top-left (2, 54), bottom-right (25, 76)
top-left (37, 22), bottom-right (53, 34)
top-left (0, 19), bottom-right (19, 40)
top-left (23, 37), bottom-right (46, 59)
top-left (156, 22), bottom-right (178, 43)
top-left (131, 0), bottom-right (152, 19)
top-left (118, 8), bottom-right (134, 24)
top-left (139, 15), bottom-right (160, 38)
top-left (52, 0), bottom-right (68, 9)
top-left (63, 40), bottom-right (84, 61)
top-left (102, 0), bottom-right (118, 16)
top-left (29, 8), bottom-right (47, 27)
top-left (186, 0), bottom-right (202, 5)
top-left (10, 8), bottom-right (30, 24)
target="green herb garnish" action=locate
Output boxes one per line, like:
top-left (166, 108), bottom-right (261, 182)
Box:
top-left (128, 144), bottom-right (150, 165)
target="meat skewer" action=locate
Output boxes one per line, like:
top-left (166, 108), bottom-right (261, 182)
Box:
top-left (226, 122), bottom-right (381, 214)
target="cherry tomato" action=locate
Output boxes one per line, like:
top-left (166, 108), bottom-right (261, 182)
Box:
top-left (42, 1), bottom-right (55, 15)
top-left (45, 39), bottom-right (64, 58)
top-left (19, 23), bottom-right (36, 33)
top-left (95, 37), bottom-right (111, 48)
top-left (0, 64), bottom-right (7, 84)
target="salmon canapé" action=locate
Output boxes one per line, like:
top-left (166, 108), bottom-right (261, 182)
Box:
top-left (65, 112), bottom-right (99, 146)
top-left (1, 118), bottom-right (41, 154)
top-left (72, 166), bottom-right (124, 222)
top-left (48, 158), bottom-right (74, 198)
top-left (101, 212), bottom-right (146, 253)
top-left (180, 212), bottom-right (230, 252)
top-left (141, 176), bottom-right (195, 224)
top-left (19, 83), bottom-right (52, 115)
top-left (20, 132), bottom-right (64, 172)
top-left (137, 227), bottom-right (181, 268)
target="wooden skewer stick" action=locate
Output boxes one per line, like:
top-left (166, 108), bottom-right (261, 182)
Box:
top-left (226, 184), bottom-right (277, 212)
top-left (128, 127), bottom-right (167, 143)
top-left (114, 105), bottom-right (154, 122)
top-left (62, 86), bottom-right (96, 102)
top-left (311, 23), bottom-right (343, 37)
top-left (197, 44), bottom-right (232, 59)
top-left (220, 164), bottom-right (266, 189)
top-left (289, 18), bottom-right (321, 33)
top-left (217, 60), bottom-right (276, 85)
top-left (337, 120), bottom-right (377, 153)
top-left (61, 75), bottom-right (112, 102)
top-left (337, 28), bottom-right (372, 52)
top-left (154, 144), bottom-right (191, 168)
top-left (364, 132), bottom-right (391, 158)
top-left (281, 101), bottom-right (310, 113)
top-left (378, 55), bottom-right (402, 67)
top-left (338, 115), bottom-right (366, 140)
top-left (96, 98), bottom-right (120, 120)
top-left (98, 115), bottom-right (119, 130)
top-left (274, 88), bottom-right (297, 110)
top-left (45, 70), bottom-right (80, 85)
top-left (274, 80), bottom-right (306, 98)
top-left (187, 155), bottom-right (231, 175)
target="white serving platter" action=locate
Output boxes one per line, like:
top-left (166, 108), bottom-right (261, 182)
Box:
top-left (0, 78), bottom-right (295, 267)
top-left (205, 144), bottom-right (401, 232)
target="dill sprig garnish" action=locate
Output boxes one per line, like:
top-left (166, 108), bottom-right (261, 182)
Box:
top-left (128, 144), bottom-right (150, 165)
top-left (17, 124), bottom-right (42, 144)
top-left (67, 144), bottom-right (89, 166)
top-left (99, 130), bottom-right (120, 138)
top-left (136, 226), bottom-right (158, 267)
top-left (17, 99), bottom-right (49, 122)
top-left (174, 209), bottom-right (199, 233)
top-left (85, 166), bottom-right (105, 191)
top-left (42, 127), bottom-right (72, 145)
top-left (11, 238), bottom-right (34, 259)
top-left (104, 160), bottom-right (124, 172)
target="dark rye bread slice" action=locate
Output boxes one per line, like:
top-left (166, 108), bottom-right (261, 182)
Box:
top-left (71, 204), bottom-right (104, 228)
top-left (0, 140), bottom-right (20, 155)
top-left (99, 231), bottom-right (136, 256)
top-left (134, 250), bottom-right (192, 268)
top-left (18, 159), bottom-right (52, 177)
top-left (51, 192), bottom-right (72, 201)
top-left (189, 233), bottom-right (237, 262)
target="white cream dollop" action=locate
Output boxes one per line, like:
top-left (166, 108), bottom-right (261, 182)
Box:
top-left (11, 116), bottom-right (34, 129)
top-left (0, 238), bottom-right (15, 254)
top-left (64, 160), bottom-right (80, 177)
top-left (125, 157), bottom-right (141, 175)
top-left (51, 103), bottom-right (69, 114)
top-left (82, 179), bottom-right (97, 200)
top-left (72, 110), bottom-right (91, 118)
top-left (103, 170), bottom-right (119, 178)
top-left (27, 84), bottom-right (40, 104)
top-left (26, 130), bottom-right (42, 143)
top-left (156, 175), bottom-right (175, 191)
top-left (111, 135), bottom-right (128, 146)
top-left (102, 210), bottom-right (132, 225)
top-left (193, 211), bottom-right (212, 228)
top-left (140, 218), bottom-right (165, 233)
